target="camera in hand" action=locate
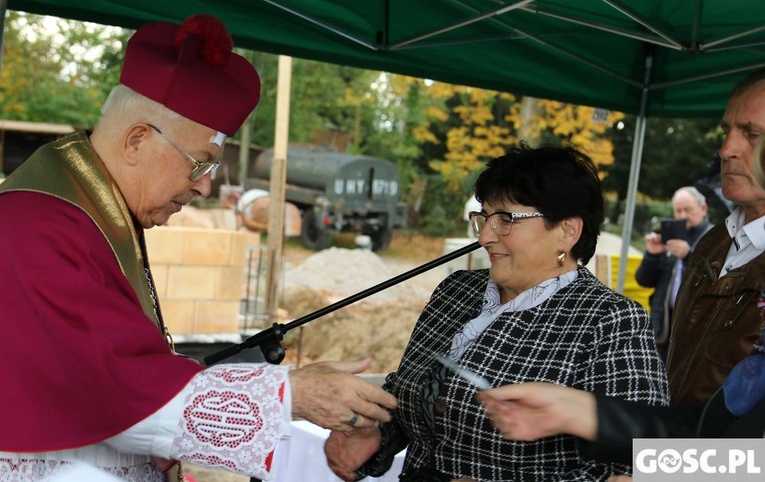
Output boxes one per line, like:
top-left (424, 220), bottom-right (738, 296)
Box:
top-left (660, 219), bottom-right (687, 243)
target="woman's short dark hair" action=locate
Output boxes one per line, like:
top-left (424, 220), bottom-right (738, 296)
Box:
top-left (474, 142), bottom-right (604, 264)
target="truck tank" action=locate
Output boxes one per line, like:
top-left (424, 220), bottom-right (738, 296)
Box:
top-left (253, 145), bottom-right (400, 197)
top-left (252, 145), bottom-right (406, 251)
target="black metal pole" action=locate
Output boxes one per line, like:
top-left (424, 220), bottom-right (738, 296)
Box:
top-left (204, 241), bottom-right (481, 366)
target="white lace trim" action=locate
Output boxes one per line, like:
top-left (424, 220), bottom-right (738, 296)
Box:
top-left (0, 364), bottom-right (288, 481)
top-left (0, 447), bottom-right (152, 467)
top-left (0, 459), bottom-right (163, 481)
top-left (170, 364), bottom-right (289, 479)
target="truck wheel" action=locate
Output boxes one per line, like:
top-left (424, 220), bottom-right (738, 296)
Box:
top-left (370, 227), bottom-right (393, 251)
top-left (301, 210), bottom-right (332, 250)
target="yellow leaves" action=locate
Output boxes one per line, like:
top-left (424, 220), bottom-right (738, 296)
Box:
top-left (454, 104), bottom-right (494, 125)
top-left (427, 105), bottom-right (449, 121)
top-left (429, 82), bottom-right (463, 99)
top-left (444, 127), bottom-right (509, 166)
top-left (538, 100), bottom-right (626, 140)
top-left (579, 138), bottom-right (617, 170)
top-left (386, 73), bottom-right (624, 195)
top-left (413, 125), bottom-right (439, 144)
top-left (341, 85), bottom-right (368, 108)
top-left (535, 99), bottom-right (624, 170)
top-left (499, 92), bottom-right (517, 103)
top-left (434, 121), bottom-right (517, 191)
top-left (407, 81), bottom-right (523, 192)
top-left (389, 74), bottom-right (420, 94)
top-left (428, 159), bottom-right (466, 192)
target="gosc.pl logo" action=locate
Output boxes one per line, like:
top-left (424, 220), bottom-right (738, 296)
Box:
top-left (637, 448), bottom-right (760, 474)
top-left (633, 439), bottom-right (765, 481)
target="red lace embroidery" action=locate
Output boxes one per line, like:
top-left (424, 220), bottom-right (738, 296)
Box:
top-left (170, 364), bottom-right (288, 479)
top-left (184, 391), bottom-right (264, 446)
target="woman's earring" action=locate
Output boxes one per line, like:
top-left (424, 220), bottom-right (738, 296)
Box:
top-left (557, 250), bottom-right (566, 267)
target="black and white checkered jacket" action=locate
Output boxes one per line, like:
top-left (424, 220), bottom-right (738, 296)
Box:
top-left (360, 267), bottom-right (669, 481)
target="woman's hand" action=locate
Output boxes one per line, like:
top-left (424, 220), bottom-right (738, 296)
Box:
top-left (476, 382), bottom-right (597, 441)
top-left (324, 426), bottom-right (382, 482)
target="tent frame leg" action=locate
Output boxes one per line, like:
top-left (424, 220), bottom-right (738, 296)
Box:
top-left (616, 53), bottom-right (652, 293)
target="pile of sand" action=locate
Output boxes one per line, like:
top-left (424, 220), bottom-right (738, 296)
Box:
top-left (283, 247), bottom-right (430, 302)
top-left (280, 247), bottom-right (438, 373)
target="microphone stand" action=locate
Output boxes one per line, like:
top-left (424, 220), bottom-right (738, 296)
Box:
top-left (204, 241), bottom-right (481, 366)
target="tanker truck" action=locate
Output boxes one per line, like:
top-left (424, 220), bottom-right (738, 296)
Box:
top-left (244, 144), bottom-right (407, 251)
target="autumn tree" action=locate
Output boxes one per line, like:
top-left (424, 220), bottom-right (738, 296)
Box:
top-left (375, 76), bottom-right (625, 233)
top-left (389, 78), bottom-right (624, 191)
top-left (535, 100), bottom-right (624, 169)
top-left (0, 12), bottom-right (125, 126)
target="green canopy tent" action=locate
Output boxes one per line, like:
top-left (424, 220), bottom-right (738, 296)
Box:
top-left (4, 0), bottom-right (765, 290)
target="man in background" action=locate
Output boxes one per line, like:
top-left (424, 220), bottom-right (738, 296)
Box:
top-left (666, 67), bottom-right (765, 405)
top-left (635, 186), bottom-right (713, 361)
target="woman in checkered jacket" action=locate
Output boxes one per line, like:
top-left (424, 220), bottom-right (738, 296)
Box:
top-left (325, 143), bottom-right (668, 482)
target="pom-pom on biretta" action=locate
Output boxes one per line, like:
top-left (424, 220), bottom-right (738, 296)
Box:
top-left (120, 14), bottom-right (260, 136)
top-left (174, 14), bottom-right (232, 67)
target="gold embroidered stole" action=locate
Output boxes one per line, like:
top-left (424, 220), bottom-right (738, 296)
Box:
top-left (0, 132), bottom-right (162, 331)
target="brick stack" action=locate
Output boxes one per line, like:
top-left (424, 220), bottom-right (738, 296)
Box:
top-left (144, 226), bottom-right (260, 335)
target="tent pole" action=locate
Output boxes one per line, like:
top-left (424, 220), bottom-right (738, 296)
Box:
top-left (264, 55), bottom-right (292, 321)
top-left (615, 53), bottom-right (652, 294)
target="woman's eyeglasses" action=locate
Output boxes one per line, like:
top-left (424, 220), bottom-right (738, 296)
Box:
top-left (148, 124), bottom-right (221, 181)
top-left (468, 210), bottom-right (544, 236)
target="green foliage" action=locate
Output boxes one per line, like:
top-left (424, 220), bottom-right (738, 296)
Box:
top-left (605, 199), bottom-right (673, 237)
top-left (249, 56), bottom-right (382, 150)
top-left (362, 76), bottom-right (426, 169)
top-left (602, 116), bottom-right (721, 200)
top-left (418, 174), bottom-right (466, 237)
top-left (420, 205), bottom-right (456, 237)
top-left (0, 12), bottom-right (125, 126)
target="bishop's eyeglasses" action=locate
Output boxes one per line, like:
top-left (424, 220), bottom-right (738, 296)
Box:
top-left (468, 210), bottom-right (545, 236)
top-left (148, 124), bottom-right (221, 181)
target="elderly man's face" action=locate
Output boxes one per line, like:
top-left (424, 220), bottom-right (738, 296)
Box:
top-left (672, 190), bottom-right (707, 229)
top-left (719, 82), bottom-right (765, 218)
top-left (133, 120), bottom-right (220, 228)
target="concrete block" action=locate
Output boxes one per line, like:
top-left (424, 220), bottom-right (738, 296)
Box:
top-left (230, 230), bottom-right (261, 267)
top-left (215, 266), bottom-right (246, 300)
top-left (145, 227), bottom-right (185, 264)
top-left (161, 300), bottom-right (195, 334)
top-left (182, 229), bottom-right (233, 265)
top-left (166, 265), bottom-right (217, 299)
